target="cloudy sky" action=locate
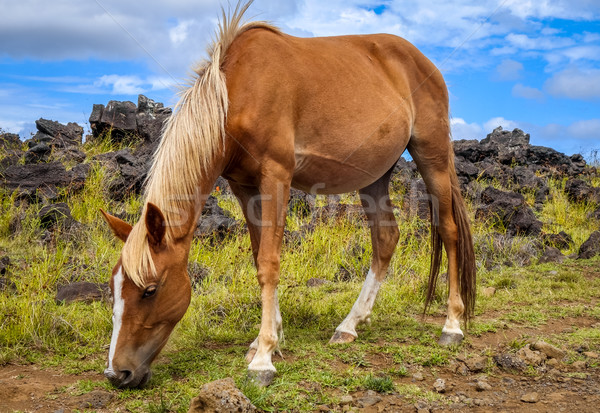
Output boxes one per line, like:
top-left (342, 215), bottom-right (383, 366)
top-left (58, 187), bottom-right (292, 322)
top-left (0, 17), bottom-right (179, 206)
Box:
top-left (1, 0), bottom-right (599, 156)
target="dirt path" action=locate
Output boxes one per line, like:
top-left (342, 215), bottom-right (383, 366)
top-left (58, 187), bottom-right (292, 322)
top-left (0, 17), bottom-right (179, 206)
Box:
top-left (1, 317), bottom-right (599, 412)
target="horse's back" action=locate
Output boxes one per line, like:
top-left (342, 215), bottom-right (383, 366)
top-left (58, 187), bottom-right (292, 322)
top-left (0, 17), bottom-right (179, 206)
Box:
top-left (223, 28), bottom-right (449, 193)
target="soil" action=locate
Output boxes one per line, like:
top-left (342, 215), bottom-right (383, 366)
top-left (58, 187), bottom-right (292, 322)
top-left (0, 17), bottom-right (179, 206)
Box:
top-left (1, 318), bottom-right (599, 412)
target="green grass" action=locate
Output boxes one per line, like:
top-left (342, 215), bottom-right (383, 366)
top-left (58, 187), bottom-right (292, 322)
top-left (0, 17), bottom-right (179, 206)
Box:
top-left (1, 145), bottom-right (600, 411)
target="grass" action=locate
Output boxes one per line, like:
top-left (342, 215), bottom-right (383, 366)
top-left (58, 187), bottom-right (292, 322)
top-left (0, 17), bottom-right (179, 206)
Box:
top-left (0, 140), bottom-right (600, 411)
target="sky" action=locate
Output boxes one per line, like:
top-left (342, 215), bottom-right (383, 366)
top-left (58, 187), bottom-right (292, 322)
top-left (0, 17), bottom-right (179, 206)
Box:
top-left (1, 0), bottom-right (599, 157)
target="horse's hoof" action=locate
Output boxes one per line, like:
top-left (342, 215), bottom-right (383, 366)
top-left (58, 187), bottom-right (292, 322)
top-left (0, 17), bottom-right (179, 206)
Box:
top-left (247, 369), bottom-right (275, 387)
top-left (245, 348), bottom-right (257, 364)
top-left (329, 331), bottom-right (356, 344)
top-left (438, 332), bottom-right (464, 346)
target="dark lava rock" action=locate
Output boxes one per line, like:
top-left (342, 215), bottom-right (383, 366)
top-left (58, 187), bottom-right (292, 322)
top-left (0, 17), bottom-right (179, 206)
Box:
top-left (538, 246), bottom-right (565, 264)
top-left (90, 100), bottom-right (137, 141)
top-left (288, 188), bottom-right (316, 217)
top-left (0, 277), bottom-right (17, 292)
top-left (136, 94), bottom-right (172, 145)
top-left (589, 207), bottom-right (600, 220)
top-left (2, 162), bottom-right (87, 199)
top-left (0, 256), bottom-right (10, 275)
top-left (38, 202), bottom-right (77, 229)
top-left (542, 231), bottom-right (573, 250)
top-left (0, 132), bottom-right (22, 149)
top-left (188, 378), bottom-right (256, 413)
top-left (94, 148), bottom-right (148, 200)
top-left (188, 262), bottom-right (210, 288)
top-left (55, 282), bottom-right (109, 304)
top-left (493, 353), bottom-right (527, 371)
top-left (476, 186), bottom-right (543, 236)
top-left (534, 185), bottom-right (551, 207)
top-left (578, 231), bottom-right (600, 259)
top-left (53, 147), bottom-right (86, 164)
top-left (195, 215), bottom-right (239, 240)
top-left (35, 118), bottom-right (83, 147)
top-left (512, 165), bottom-right (542, 189)
top-left (24, 142), bottom-right (52, 163)
top-left (565, 178), bottom-right (600, 204)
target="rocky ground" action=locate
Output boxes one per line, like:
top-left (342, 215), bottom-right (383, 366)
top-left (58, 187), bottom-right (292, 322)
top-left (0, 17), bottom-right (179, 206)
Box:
top-left (1, 311), bottom-right (599, 412)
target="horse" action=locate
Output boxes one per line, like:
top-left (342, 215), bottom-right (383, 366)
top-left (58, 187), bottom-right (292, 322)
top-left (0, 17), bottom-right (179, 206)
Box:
top-left (100, 0), bottom-right (476, 388)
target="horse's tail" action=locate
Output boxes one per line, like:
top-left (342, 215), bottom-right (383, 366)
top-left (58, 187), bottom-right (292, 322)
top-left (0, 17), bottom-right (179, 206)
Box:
top-left (424, 144), bottom-right (476, 324)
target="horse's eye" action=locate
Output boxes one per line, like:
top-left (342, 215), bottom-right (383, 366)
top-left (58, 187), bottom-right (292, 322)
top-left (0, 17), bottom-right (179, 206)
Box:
top-left (142, 285), bottom-right (157, 298)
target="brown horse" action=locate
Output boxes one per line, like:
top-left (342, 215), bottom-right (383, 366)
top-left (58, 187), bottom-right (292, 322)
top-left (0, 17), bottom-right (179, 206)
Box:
top-left (101, 1), bottom-right (475, 388)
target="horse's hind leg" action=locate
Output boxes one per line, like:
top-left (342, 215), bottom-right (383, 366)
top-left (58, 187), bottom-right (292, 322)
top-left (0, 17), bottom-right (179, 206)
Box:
top-left (330, 168), bottom-right (399, 344)
top-left (408, 121), bottom-right (475, 346)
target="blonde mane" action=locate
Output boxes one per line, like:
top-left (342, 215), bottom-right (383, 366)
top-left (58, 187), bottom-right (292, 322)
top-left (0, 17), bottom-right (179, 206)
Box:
top-left (122, 1), bottom-right (279, 287)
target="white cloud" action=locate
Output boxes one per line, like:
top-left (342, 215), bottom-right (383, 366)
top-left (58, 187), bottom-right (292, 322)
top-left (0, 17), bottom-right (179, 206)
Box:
top-left (544, 66), bottom-right (600, 100)
top-left (567, 119), bottom-right (600, 139)
top-left (484, 117), bottom-right (519, 132)
top-left (495, 59), bottom-right (523, 80)
top-left (451, 117), bottom-right (483, 140)
top-left (506, 33), bottom-right (575, 51)
top-left (512, 83), bottom-right (544, 100)
top-left (169, 20), bottom-right (194, 45)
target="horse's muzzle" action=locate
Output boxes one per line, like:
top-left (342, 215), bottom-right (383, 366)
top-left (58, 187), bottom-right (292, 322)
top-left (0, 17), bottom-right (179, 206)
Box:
top-left (104, 367), bottom-right (152, 388)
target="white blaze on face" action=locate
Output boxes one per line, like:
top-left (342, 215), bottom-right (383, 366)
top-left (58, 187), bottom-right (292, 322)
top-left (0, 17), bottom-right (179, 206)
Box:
top-left (107, 266), bottom-right (125, 373)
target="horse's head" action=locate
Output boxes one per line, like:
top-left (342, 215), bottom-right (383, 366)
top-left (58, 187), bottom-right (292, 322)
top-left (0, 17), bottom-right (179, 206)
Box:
top-left (100, 203), bottom-right (191, 388)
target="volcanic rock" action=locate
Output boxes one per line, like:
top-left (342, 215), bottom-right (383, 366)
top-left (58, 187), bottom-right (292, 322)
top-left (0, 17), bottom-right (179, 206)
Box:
top-left (2, 162), bottom-right (87, 199)
top-left (34, 118), bottom-right (83, 147)
top-left (476, 186), bottom-right (543, 236)
top-left (38, 202), bottom-right (78, 229)
top-left (188, 378), bottom-right (256, 413)
top-left (538, 246), bottom-right (565, 264)
top-left (578, 231), bottom-right (600, 259)
top-left (55, 282), bottom-right (109, 304)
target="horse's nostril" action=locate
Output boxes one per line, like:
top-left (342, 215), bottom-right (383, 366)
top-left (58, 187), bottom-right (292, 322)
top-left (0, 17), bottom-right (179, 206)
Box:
top-left (119, 369), bottom-right (133, 384)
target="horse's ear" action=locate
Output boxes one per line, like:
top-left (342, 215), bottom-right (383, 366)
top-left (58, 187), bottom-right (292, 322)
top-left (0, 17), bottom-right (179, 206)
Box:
top-left (100, 209), bottom-right (132, 242)
top-left (145, 202), bottom-right (166, 248)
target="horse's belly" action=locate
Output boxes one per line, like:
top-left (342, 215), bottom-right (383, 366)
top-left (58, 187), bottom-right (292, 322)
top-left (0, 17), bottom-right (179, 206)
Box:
top-left (291, 149), bottom-right (401, 194)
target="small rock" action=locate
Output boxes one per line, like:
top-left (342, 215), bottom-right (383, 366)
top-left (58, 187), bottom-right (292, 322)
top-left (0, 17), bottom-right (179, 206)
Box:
top-left (357, 392), bottom-right (382, 407)
top-left (412, 372), bottom-right (424, 381)
top-left (475, 380), bottom-right (492, 391)
top-left (55, 282), bottom-right (110, 304)
top-left (583, 351), bottom-right (599, 359)
top-left (531, 340), bottom-right (566, 360)
top-left (465, 356), bottom-right (488, 372)
top-left (188, 378), bottom-right (256, 413)
top-left (339, 395), bottom-right (353, 405)
top-left (494, 353), bottom-right (527, 371)
top-left (520, 392), bottom-right (540, 403)
top-left (578, 231), bottom-right (600, 259)
top-left (546, 358), bottom-right (559, 367)
top-left (482, 286), bottom-right (496, 298)
top-left (433, 378), bottom-right (446, 393)
top-left (78, 390), bottom-right (114, 409)
top-left (572, 360), bottom-right (587, 370)
top-left (517, 345), bottom-right (546, 366)
top-left (306, 278), bottom-right (329, 287)
top-left (38, 202), bottom-right (77, 229)
top-left (538, 246), bottom-right (565, 264)
top-left (415, 400), bottom-right (430, 412)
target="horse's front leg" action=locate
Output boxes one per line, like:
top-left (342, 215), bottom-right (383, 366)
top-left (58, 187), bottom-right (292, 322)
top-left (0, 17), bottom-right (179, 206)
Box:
top-left (229, 182), bottom-right (285, 367)
top-left (241, 170), bottom-right (290, 386)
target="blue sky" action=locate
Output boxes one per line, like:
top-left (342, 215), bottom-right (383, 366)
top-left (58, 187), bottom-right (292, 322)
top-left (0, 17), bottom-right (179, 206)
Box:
top-left (1, 0), bottom-right (599, 157)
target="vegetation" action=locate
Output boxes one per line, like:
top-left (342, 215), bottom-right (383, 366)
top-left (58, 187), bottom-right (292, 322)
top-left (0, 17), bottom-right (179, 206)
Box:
top-left (0, 137), bottom-right (599, 411)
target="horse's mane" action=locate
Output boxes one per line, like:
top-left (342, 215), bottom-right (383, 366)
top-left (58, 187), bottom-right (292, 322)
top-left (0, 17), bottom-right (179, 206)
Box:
top-left (122, 1), bottom-right (279, 287)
